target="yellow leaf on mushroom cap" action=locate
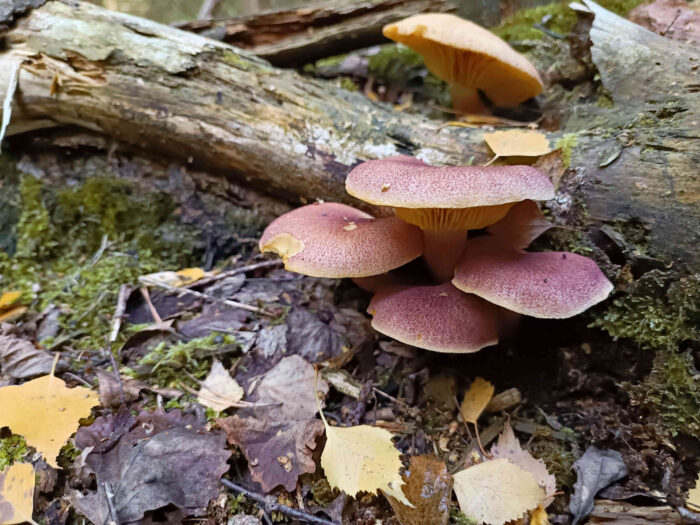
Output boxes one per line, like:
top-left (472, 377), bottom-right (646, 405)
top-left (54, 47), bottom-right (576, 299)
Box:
top-left (0, 463), bottom-right (35, 525)
top-left (460, 377), bottom-right (495, 424)
top-left (321, 422), bottom-right (411, 507)
top-left (0, 375), bottom-right (99, 468)
top-left (484, 130), bottom-right (552, 159)
top-left (453, 458), bottom-right (545, 525)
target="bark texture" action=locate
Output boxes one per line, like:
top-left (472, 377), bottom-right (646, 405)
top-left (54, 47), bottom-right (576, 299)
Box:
top-left (0, 0), bottom-right (698, 270)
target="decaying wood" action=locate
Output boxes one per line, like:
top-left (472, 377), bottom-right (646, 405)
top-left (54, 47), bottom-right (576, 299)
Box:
top-left (175, 0), bottom-right (454, 67)
top-left (587, 499), bottom-right (682, 524)
top-left (0, 0), bottom-right (698, 270)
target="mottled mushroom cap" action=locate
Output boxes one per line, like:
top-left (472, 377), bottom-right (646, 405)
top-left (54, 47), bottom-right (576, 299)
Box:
top-left (383, 13), bottom-right (543, 108)
top-left (452, 237), bottom-right (613, 319)
top-left (346, 156), bottom-right (555, 230)
top-left (259, 202), bottom-right (422, 278)
top-left (368, 283), bottom-right (500, 353)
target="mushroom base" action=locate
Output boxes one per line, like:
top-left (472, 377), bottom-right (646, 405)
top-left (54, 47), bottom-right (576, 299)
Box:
top-left (449, 84), bottom-right (488, 115)
top-left (422, 229), bottom-right (468, 283)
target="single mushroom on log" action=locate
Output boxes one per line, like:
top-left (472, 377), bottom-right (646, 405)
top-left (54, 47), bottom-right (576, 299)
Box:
top-left (382, 13), bottom-right (543, 114)
top-left (259, 157), bottom-right (613, 354)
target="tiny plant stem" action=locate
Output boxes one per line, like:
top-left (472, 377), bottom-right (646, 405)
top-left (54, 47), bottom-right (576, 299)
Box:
top-left (314, 367), bottom-right (329, 429)
top-left (473, 423), bottom-right (493, 459)
top-left (421, 229), bottom-right (468, 283)
top-left (449, 84), bottom-right (488, 115)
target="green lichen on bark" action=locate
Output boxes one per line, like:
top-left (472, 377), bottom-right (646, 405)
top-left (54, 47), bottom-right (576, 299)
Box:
top-left (629, 349), bottom-right (700, 436)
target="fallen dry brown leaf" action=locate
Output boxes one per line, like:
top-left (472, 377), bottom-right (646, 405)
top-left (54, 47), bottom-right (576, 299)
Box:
top-left (385, 455), bottom-right (453, 525)
top-left (197, 359), bottom-right (244, 411)
top-left (484, 130), bottom-right (552, 164)
top-left (0, 462), bottom-right (35, 525)
top-left (0, 374), bottom-right (98, 468)
top-left (453, 458), bottom-right (544, 525)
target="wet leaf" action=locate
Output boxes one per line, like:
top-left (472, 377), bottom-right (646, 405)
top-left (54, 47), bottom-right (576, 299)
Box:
top-left (531, 505), bottom-right (550, 525)
top-left (0, 335), bottom-right (57, 379)
top-left (197, 360), bottom-right (244, 411)
top-left (219, 415), bottom-right (324, 492)
top-left (385, 455), bottom-right (452, 525)
top-left (321, 421), bottom-right (411, 506)
top-left (453, 458), bottom-right (544, 525)
top-left (490, 422), bottom-right (557, 505)
top-left (0, 463), bottom-right (35, 525)
top-left (0, 374), bottom-right (99, 468)
top-left (569, 447), bottom-right (628, 525)
top-left (460, 377), bottom-right (494, 424)
top-left (484, 130), bottom-right (552, 160)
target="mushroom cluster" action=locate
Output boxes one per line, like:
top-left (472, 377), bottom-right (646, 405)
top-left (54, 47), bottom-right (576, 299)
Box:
top-left (382, 13), bottom-right (543, 114)
top-left (259, 156), bottom-right (613, 353)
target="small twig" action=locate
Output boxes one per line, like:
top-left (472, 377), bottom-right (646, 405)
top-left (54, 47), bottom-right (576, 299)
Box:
top-left (141, 277), bottom-right (275, 317)
top-left (103, 481), bottom-right (121, 525)
top-left (221, 479), bottom-right (336, 525)
top-left (184, 259), bottom-right (282, 289)
top-left (105, 338), bottom-right (126, 405)
top-left (110, 284), bottom-right (131, 342)
top-left (139, 286), bottom-right (163, 323)
top-left (62, 372), bottom-right (93, 389)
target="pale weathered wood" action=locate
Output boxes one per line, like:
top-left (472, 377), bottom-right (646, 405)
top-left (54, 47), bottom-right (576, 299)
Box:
top-left (0, 0), bottom-right (698, 270)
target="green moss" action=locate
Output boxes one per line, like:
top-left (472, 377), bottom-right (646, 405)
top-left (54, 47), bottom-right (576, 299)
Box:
top-left (0, 435), bottom-right (28, 471)
top-left (629, 349), bottom-right (700, 436)
top-left (137, 333), bottom-right (238, 387)
top-left (450, 508), bottom-right (478, 525)
top-left (0, 174), bottom-right (203, 350)
top-left (555, 133), bottom-right (578, 168)
top-left (339, 77), bottom-right (359, 92)
top-left (529, 438), bottom-right (577, 489)
top-left (494, 0), bottom-right (648, 41)
top-left (592, 272), bottom-right (699, 348)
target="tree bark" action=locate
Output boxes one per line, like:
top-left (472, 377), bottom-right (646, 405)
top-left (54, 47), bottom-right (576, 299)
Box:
top-left (0, 0), bottom-right (698, 270)
top-left (176, 0), bottom-right (455, 67)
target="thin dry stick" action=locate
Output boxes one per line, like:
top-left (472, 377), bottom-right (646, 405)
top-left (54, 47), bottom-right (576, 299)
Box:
top-left (103, 481), bottom-right (121, 525)
top-left (184, 259), bottom-right (283, 289)
top-left (139, 286), bottom-right (163, 323)
top-left (105, 338), bottom-right (126, 405)
top-left (141, 277), bottom-right (274, 316)
top-left (109, 284), bottom-right (131, 342)
top-left (221, 479), bottom-right (336, 525)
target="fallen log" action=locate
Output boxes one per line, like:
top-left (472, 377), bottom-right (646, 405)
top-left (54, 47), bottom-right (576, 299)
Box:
top-left (0, 0), bottom-right (698, 270)
top-left (175, 0), bottom-right (455, 67)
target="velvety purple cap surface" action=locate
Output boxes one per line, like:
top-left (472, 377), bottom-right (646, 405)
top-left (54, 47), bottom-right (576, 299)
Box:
top-left (345, 156), bottom-right (555, 208)
top-left (259, 202), bottom-right (423, 278)
top-left (368, 282), bottom-right (500, 353)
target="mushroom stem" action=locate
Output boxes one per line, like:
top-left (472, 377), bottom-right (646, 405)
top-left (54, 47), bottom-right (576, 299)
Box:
top-left (449, 84), bottom-right (488, 115)
top-left (422, 229), bottom-right (468, 283)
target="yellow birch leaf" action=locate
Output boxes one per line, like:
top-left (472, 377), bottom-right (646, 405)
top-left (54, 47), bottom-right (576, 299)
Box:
top-left (688, 474), bottom-right (700, 510)
top-left (0, 375), bottom-right (99, 468)
top-left (0, 307), bottom-right (28, 324)
top-left (460, 377), bottom-right (495, 424)
top-left (321, 423), bottom-right (411, 507)
top-left (140, 268), bottom-right (209, 288)
top-left (0, 462), bottom-right (35, 525)
top-left (484, 130), bottom-right (552, 159)
top-left (530, 505), bottom-right (550, 525)
top-left (453, 458), bottom-right (545, 525)
top-left (197, 360), bottom-right (244, 412)
top-left (0, 292), bottom-right (22, 309)
top-left (175, 267), bottom-right (206, 285)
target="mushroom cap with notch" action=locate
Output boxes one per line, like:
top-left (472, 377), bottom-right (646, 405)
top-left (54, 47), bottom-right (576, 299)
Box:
top-left (259, 202), bottom-right (423, 278)
top-left (368, 282), bottom-right (501, 353)
top-left (345, 155), bottom-right (555, 230)
top-left (382, 13), bottom-right (543, 109)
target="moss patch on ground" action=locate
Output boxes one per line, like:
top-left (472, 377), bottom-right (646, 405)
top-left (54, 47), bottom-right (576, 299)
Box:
top-left (0, 169), bottom-right (203, 350)
top-left (629, 349), bottom-right (700, 436)
top-left (494, 0), bottom-right (648, 41)
top-left (0, 435), bottom-right (28, 471)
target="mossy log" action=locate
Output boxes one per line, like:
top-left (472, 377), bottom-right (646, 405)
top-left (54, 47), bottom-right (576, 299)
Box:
top-left (0, 0), bottom-right (698, 271)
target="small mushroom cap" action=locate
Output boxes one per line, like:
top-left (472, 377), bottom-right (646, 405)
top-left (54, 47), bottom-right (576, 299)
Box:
top-left (346, 156), bottom-right (555, 208)
top-left (452, 239), bottom-right (614, 318)
top-left (383, 13), bottom-right (543, 107)
top-left (368, 283), bottom-right (500, 353)
top-left (259, 202), bottom-right (422, 278)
